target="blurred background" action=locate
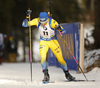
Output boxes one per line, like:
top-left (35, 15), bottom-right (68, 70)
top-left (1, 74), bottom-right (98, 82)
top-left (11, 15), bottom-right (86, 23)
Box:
top-left (0, 0), bottom-right (100, 64)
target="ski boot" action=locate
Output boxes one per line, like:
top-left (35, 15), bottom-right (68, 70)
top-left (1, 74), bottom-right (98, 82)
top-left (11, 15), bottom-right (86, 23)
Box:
top-left (42, 69), bottom-right (50, 84)
top-left (64, 70), bottom-right (75, 81)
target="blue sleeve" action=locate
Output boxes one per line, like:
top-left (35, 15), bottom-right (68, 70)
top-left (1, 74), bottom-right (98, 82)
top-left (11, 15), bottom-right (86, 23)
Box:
top-left (22, 19), bottom-right (28, 27)
top-left (62, 28), bottom-right (66, 33)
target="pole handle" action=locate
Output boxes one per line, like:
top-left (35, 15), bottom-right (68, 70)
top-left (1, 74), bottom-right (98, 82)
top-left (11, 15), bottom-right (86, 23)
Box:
top-left (48, 1), bottom-right (53, 17)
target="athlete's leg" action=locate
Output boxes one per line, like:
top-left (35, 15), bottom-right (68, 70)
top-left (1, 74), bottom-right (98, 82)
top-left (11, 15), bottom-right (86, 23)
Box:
top-left (39, 40), bottom-right (50, 83)
top-left (39, 40), bottom-right (49, 70)
top-left (49, 40), bottom-right (75, 81)
top-left (49, 40), bottom-right (68, 71)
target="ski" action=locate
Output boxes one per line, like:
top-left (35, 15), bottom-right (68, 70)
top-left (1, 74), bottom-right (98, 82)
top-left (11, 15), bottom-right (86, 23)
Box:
top-left (74, 79), bottom-right (95, 82)
top-left (64, 79), bottom-right (95, 82)
top-left (43, 81), bottom-right (49, 84)
top-left (42, 80), bottom-right (95, 84)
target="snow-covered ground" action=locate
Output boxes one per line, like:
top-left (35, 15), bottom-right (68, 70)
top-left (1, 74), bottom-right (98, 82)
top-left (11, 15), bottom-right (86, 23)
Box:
top-left (84, 49), bottom-right (100, 69)
top-left (0, 63), bottom-right (100, 88)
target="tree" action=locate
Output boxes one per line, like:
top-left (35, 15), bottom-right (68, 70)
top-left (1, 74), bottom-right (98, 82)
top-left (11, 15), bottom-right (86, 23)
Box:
top-left (0, 0), bottom-right (15, 34)
top-left (93, 0), bottom-right (100, 49)
top-left (50, 0), bottom-right (84, 23)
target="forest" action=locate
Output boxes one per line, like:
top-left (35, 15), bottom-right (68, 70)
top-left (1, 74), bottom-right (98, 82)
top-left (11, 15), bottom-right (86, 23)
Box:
top-left (0, 0), bottom-right (100, 62)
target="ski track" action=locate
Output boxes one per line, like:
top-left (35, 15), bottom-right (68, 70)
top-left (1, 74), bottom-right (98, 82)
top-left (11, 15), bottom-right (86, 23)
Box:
top-left (0, 63), bottom-right (100, 88)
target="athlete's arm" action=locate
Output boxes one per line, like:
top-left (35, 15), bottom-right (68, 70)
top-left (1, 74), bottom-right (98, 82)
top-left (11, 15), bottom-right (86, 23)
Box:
top-left (22, 18), bottom-right (39, 27)
top-left (51, 19), bottom-right (65, 32)
top-left (28, 18), bottom-right (39, 26)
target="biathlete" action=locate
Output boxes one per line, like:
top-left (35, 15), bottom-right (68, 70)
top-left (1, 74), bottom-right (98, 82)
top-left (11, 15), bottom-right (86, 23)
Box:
top-left (22, 11), bottom-right (75, 83)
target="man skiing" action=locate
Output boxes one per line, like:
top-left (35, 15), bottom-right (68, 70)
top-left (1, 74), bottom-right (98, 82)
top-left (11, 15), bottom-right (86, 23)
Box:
top-left (22, 11), bottom-right (75, 83)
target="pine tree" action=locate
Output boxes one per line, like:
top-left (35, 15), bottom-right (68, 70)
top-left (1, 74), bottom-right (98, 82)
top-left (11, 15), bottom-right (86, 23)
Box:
top-left (93, 0), bottom-right (100, 48)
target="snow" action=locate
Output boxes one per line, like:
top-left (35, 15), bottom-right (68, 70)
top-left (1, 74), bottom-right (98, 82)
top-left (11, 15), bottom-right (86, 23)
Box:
top-left (84, 49), bottom-right (100, 69)
top-left (0, 63), bottom-right (100, 88)
top-left (84, 25), bottom-right (94, 44)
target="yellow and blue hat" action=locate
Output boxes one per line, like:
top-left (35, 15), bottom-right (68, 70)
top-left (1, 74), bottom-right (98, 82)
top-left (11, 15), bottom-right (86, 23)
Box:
top-left (39, 12), bottom-right (48, 22)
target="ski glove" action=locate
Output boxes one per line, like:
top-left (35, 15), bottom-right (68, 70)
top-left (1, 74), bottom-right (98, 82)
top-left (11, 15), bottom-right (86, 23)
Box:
top-left (22, 19), bottom-right (28, 27)
top-left (26, 9), bottom-right (32, 15)
top-left (61, 29), bottom-right (66, 34)
top-left (55, 24), bottom-right (66, 33)
top-left (55, 24), bottom-right (62, 31)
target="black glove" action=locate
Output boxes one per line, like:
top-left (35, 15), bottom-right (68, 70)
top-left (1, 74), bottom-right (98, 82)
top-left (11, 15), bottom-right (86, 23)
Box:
top-left (26, 9), bottom-right (32, 15)
top-left (55, 24), bottom-right (62, 32)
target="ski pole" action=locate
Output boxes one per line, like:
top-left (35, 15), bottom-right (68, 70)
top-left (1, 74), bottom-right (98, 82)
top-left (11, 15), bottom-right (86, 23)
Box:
top-left (59, 31), bottom-right (88, 81)
top-left (48, 1), bottom-right (53, 17)
top-left (48, 1), bottom-right (88, 81)
top-left (26, 8), bottom-right (32, 82)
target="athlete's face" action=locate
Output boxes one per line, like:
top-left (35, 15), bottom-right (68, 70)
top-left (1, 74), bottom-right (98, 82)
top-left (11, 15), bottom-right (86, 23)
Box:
top-left (41, 21), bottom-right (47, 25)
top-left (39, 18), bottom-right (48, 26)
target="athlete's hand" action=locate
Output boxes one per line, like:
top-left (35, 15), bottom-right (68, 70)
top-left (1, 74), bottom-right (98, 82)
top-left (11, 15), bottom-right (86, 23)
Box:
top-left (22, 19), bottom-right (28, 27)
top-left (26, 9), bottom-right (32, 15)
